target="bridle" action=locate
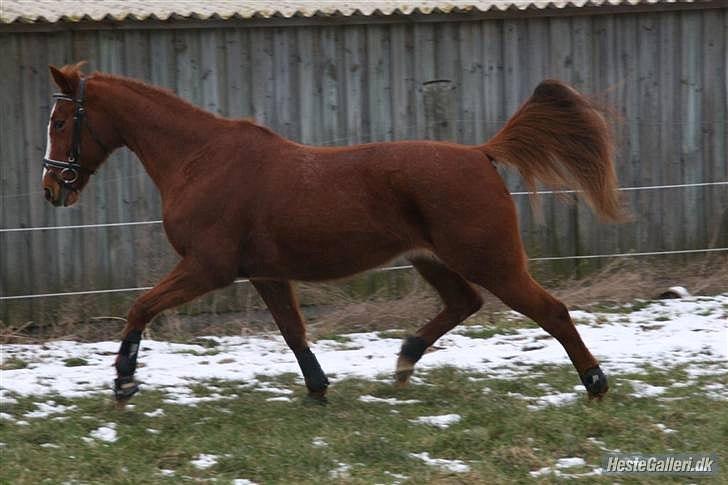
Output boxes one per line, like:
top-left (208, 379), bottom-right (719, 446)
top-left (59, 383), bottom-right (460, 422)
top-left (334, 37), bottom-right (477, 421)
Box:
top-left (43, 77), bottom-right (109, 189)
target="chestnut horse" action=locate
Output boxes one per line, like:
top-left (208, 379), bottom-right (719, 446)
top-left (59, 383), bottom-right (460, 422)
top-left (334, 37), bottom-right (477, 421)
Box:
top-left (42, 63), bottom-right (622, 404)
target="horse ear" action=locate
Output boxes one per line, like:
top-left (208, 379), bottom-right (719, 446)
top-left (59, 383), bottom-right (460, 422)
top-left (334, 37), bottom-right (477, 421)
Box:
top-left (49, 61), bottom-right (86, 95)
top-left (49, 65), bottom-right (72, 93)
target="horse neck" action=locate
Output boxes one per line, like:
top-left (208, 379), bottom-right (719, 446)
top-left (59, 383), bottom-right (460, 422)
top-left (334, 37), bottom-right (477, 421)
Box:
top-left (97, 77), bottom-right (225, 195)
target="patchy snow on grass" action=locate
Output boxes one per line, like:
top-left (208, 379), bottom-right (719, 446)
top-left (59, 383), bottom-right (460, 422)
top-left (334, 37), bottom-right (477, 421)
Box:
top-left (526, 392), bottom-right (579, 410)
top-left (358, 395), bottom-right (422, 405)
top-left (232, 480), bottom-right (258, 485)
top-left (328, 462), bottom-right (351, 479)
top-left (190, 453), bottom-right (218, 470)
top-left (1, 294), bottom-right (726, 404)
top-left (410, 452), bottom-right (470, 473)
top-left (24, 400), bottom-right (77, 419)
top-left (89, 423), bottom-right (117, 443)
top-left (627, 380), bottom-right (668, 398)
top-left (556, 457), bottom-right (586, 468)
top-left (311, 436), bottom-right (328, 448)
top-left (143, 408), bottom-right (165, 417)
top-left (655, 423), bottom-right (677, 434)
top-left (530, 457), bottom-right (602, 478)
top-left (410, 414), bottom-right (462, 429)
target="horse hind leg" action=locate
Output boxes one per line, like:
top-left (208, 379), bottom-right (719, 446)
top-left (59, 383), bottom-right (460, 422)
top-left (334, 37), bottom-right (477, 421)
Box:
top-left (396, 256), bottom-right (483, 385)
top-left (470, 267), bottom-right (608, 399)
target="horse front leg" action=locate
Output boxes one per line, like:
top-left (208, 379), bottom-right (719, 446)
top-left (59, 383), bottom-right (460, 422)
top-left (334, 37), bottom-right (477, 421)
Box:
top-left (114, 256), bottom-right (234, 403)
top-left (251, 279), bottom-right (329, 399)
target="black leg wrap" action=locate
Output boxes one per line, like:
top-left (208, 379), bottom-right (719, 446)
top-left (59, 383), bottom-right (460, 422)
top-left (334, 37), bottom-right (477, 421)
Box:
top-left (581, 366), bottom-right (609, 396)
top-left (114, 376), bottom-right (140, 401)
top-left (294, 348), bottom-right (329, 393)
top-left (114, 330), bottom-right (142, 401)
top-left (400, 336), bottom-right (429, 364)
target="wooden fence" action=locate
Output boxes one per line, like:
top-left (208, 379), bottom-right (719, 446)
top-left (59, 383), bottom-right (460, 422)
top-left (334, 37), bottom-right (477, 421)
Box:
top-left (1, 7), bottom-right (726, 324)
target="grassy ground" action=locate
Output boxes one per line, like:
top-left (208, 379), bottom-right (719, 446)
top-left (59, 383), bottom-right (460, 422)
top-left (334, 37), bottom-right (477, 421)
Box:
top-left (2, 363), bottom-right (726, 484)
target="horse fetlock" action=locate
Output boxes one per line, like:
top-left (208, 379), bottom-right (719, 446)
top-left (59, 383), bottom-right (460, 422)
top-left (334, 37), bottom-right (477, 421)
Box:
top-left (581, 366), bottom-right (609, 398)
top-left (395, 336), bottom-right (429, 385)
top-left (114, 376), bottom-right (140, 402)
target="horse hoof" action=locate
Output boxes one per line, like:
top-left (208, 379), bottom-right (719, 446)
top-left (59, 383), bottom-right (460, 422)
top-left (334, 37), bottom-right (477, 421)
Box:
top-left (395, 356), bottom-right (415, 387)
top-left (306, 390), bottom-right (329, 405)
top-left (581, 366), bottom-right (609, 399)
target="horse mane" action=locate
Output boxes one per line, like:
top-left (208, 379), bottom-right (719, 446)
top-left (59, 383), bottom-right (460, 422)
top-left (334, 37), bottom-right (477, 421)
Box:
top-left (55, 62), bottom-right (279, 137)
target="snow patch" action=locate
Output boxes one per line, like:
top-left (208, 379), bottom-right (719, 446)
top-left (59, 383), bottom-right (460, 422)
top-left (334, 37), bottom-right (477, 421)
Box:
top-left (329, 462), bottom-right (351, 479)
top-left (410, 452), bottom-right (470, 473)
top-left (358, 395), bottom-right (422, 405)
top-left (311, 436), bottom-right (328, 448)
top-left (89, 423), bottom-right (117, 443)
top-left (143, 408), bottom-right (165, 417)
top-left (0, 294), bottom-right (726, 404)
top-left (410, 414), bottom-right (461, 429)
top-left (190, 453), bottom-right (218, 470)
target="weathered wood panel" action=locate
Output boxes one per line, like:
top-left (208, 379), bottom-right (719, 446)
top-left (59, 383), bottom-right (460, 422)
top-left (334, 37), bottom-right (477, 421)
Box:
top-left (1, 8), bottom-right (726, 323)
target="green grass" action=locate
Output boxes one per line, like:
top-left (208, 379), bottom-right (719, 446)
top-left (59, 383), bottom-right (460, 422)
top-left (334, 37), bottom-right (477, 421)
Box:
top-left (0, 357), bottom-right (28, 370)
top-left (1, 365), bottom-right (725, 484)
top-left (63, 357), bottom-right (89, 367)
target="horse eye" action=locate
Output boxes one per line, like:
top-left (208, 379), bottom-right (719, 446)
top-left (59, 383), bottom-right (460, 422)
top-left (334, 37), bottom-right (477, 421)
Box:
top-left (53, 119), bottom-right (65, 130)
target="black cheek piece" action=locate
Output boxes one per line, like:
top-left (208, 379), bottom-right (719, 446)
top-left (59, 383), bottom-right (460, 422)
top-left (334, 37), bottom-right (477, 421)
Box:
top-left (42, 76), bottom-right (107, 191)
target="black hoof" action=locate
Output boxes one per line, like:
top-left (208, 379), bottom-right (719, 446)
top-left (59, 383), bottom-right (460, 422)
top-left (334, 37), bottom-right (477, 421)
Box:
top-left (581, 366), bottom-right (608, 397)
top-left (114, 376), bottom-right (139, 402)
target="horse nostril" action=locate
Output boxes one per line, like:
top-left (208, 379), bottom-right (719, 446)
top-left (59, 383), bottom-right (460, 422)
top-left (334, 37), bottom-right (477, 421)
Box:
top-left (44, 188), bottom-right (53, 202)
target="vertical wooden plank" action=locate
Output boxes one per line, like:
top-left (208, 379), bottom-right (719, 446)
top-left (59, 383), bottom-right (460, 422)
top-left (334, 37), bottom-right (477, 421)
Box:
top-left (615, 14), bottom-right (641, 253)
top-left (481, 19), bottom-right (504, 140)
top-left (224, 28), bottom-right (251, 119)
top-left (458, 21), bottom-right (483, 145)
top-left (701, 10), bottom-right (726, 247)
top-left (199, 30), bottom-right (223, 115)
top-left (680, 11), bottom-right (705, 249)
top-left (658, 13), bottom-right (682, 251)
top-left (434, 21), bottom-right (458, 141)
top-left (342, 26), bottom-right (365, 145)
top-left (250, 28), bottom-right (274, 128)
top-left (297, 27), bottom-right (317, 144)
top-left (276, 28), bottom-right (299, 141)
top-left (390, 23), bottom-right (415, 141)
top-left (637, 13), bottom-right (661, 251)
top-left (319, 26), bottom-right (339, 145)
top-left (413, 23), bottom-right (436, 139)
top-left (366, 24), bottom-right (392, 142)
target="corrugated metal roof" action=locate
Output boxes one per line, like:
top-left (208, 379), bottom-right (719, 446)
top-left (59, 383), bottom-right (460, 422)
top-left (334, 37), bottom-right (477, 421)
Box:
top-left (0, 0), bottom-right (704, 24)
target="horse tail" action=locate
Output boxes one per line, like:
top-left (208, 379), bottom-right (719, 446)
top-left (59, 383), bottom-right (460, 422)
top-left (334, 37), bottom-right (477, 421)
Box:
top-left (480, 80), bottom-right (625, 222)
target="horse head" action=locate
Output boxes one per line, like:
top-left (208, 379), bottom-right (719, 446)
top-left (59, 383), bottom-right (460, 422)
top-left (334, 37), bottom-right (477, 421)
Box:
top-left (42, 62), bottom-right (120, 207)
